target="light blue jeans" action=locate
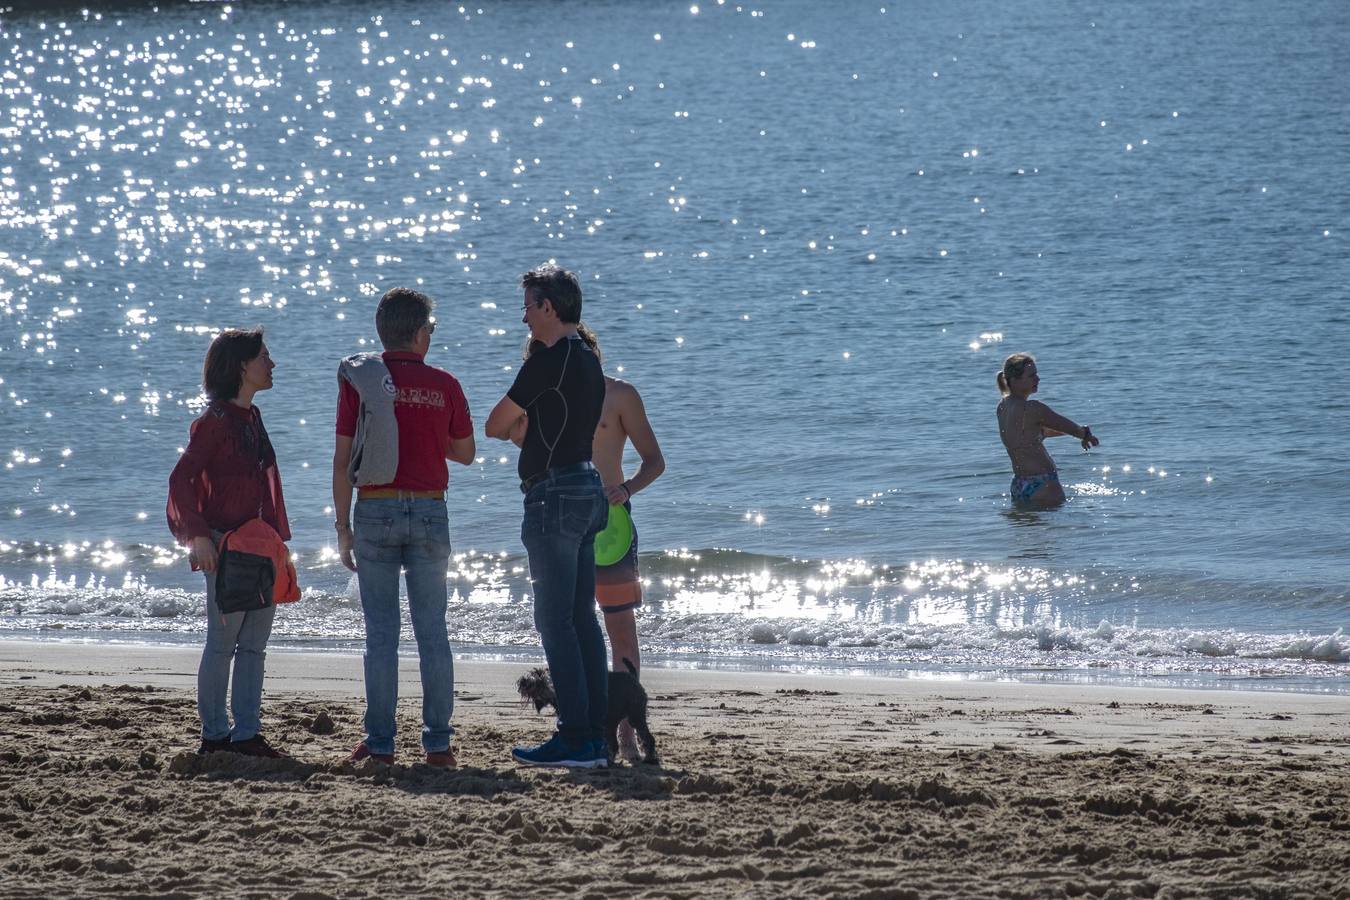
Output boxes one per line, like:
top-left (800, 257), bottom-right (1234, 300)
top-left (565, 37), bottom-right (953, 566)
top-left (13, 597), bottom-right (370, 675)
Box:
top-left (198, 571), bottom-right (277, 742)
top-left (521, 469), bottom-right (610, 745)
top-left (354, 496), bottom-right (454, 756)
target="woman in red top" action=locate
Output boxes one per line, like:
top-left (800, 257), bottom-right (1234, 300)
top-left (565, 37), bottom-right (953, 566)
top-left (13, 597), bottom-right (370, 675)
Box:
top-left (167, 327), bottom-right (289, 758)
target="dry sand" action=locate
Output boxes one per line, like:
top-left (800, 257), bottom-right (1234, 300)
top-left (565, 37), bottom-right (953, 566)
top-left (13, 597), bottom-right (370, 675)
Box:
top-left (0, 639), bottom-right (1347, 899)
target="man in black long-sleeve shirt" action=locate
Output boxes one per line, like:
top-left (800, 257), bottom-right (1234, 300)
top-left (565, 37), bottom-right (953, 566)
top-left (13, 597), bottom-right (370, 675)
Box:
top-left (486, 264), bottom-right (610, 769)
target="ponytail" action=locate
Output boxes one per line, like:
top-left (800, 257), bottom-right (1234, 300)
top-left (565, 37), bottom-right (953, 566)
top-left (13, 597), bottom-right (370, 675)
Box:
top-left (522, 323), bottom-right (602, 365)
top-left (576, 322), bottom-right (603, 365)
top-left (996, 371), bottom-right (1010, 396)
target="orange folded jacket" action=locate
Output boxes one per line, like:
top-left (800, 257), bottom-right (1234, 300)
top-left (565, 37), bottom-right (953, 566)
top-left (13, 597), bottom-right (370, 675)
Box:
top-left (217, 518), bottom-right (301, 604)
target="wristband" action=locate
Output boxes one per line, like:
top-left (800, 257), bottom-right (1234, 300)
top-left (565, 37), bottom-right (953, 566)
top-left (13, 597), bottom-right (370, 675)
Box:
top-left (334, 520), bottom-right (351, 532)
top-left (1081, 426), bottom-right (1092, 441)
top-left (621, 481), bottom-right (632, 500)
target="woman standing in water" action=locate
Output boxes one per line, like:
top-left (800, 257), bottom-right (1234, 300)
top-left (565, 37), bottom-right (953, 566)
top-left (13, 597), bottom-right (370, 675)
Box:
top-left (167, 327), bottom-right (290, 757)
top-left (997, 353), bottom-right (1100, 508)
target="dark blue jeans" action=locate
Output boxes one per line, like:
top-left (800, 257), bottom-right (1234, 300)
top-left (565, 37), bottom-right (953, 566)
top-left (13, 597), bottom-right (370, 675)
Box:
top-left (521, 469), bottom-right (609, 745)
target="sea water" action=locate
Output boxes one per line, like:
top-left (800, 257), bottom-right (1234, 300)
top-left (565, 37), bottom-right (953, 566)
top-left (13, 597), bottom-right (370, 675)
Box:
top-left (0, 0), bottom-right (1346, 692)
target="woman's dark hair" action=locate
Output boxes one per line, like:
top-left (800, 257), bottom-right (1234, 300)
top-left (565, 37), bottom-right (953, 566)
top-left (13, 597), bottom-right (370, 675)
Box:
top-left (521, 263), bottom-right (583, 323)
top-left (203, 327), bottom-right (265, 401)
top-left (376, 287), bottom-right (434, 349)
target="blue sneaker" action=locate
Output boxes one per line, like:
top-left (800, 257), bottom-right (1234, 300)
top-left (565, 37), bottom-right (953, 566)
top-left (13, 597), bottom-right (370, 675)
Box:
top-left (590, 739), bottom-right (612, 768)
top-left (512, 733), bottom-right (606, 769)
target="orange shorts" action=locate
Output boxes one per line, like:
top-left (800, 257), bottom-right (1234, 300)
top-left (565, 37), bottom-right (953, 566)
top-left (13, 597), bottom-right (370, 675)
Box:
top-left (595, 512), bottom-right (641, 615)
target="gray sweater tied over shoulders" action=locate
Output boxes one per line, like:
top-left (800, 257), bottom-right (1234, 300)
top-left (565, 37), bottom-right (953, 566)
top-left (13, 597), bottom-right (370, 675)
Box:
top-left (338, 353), bottom-right (399, 486)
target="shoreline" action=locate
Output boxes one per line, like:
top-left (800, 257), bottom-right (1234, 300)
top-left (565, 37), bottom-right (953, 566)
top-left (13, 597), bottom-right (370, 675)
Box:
top-left (4, 639), bottom-right (1349, 751)
top-left (2, 640), bottom-right (1348, 897)
top-left (2, 631), bottom-right (1348, 697)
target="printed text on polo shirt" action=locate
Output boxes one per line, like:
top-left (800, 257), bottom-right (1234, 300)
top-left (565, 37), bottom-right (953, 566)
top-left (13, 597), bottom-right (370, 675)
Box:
top-left (396, 387), bottom-right (445, 408)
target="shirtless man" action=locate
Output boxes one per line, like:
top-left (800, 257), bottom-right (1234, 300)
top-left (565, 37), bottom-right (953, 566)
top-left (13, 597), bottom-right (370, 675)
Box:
top-left (594, 365), bottom-right (664, 757)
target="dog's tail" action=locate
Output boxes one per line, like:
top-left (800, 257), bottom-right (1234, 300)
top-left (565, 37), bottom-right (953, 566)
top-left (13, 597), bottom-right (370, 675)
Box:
top-left (621, 657), bottom-right (639, 679)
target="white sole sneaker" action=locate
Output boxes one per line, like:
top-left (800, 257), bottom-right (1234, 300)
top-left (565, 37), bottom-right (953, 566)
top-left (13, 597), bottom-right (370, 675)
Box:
top-left (512, 752), bottom-right (607, 769)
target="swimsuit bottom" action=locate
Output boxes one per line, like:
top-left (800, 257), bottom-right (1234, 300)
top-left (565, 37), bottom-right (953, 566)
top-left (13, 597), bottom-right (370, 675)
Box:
top-left (1010, 470), bottom-right (1059, 504)
top-left (596, 504), bottom-right (641, 615)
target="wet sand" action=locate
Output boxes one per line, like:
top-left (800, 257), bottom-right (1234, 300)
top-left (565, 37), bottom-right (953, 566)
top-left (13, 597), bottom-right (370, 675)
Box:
top-left (0, 640), bottom-right (1347, 899)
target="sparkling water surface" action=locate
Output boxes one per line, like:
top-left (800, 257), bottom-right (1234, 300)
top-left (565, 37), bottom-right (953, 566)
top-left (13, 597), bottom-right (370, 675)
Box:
top-left (1, 0), bottom-right (1347, 688)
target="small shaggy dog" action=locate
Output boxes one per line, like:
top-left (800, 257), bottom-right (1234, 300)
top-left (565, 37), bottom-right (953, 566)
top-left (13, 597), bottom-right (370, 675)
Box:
top-left (516, 658), bottom-right (659, 765)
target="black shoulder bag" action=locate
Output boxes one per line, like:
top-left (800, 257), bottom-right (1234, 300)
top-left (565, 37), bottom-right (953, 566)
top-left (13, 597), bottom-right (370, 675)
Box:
top-left (213, 532), bottom-right (275, 615)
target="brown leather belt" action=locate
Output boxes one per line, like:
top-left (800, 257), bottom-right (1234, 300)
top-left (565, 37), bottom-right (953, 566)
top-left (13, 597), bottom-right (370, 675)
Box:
top-left (357, 489), bottom-right (445, 500)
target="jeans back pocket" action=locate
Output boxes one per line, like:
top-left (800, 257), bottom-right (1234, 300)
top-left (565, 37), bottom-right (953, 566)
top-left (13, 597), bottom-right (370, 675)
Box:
top-left (557, 492), bottom-right (605, 541)
top-left (354, 511), bottom-right (395, 547)
top-left (420, 510), bottom-right (451, 551)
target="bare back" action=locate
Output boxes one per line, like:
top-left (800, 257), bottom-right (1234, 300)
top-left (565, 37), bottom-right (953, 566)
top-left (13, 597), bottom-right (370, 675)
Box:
top-left (593, 377), bottom-right (640, 487)
top-left (996, 397), bottom-right (1058, 477)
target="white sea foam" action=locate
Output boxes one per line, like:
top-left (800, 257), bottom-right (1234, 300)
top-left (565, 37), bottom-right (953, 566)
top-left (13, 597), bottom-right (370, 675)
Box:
top-left (1262, 628), bottom-right (1348, 663)
top-left (4, 551), bottom-right (1346, 676)
top-left (2, 576), bottom-right (1346, 687)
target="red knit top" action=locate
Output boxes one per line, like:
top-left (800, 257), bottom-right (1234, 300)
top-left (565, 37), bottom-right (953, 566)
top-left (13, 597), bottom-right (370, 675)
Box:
top-left (166, 400), bottom-right (290, 546)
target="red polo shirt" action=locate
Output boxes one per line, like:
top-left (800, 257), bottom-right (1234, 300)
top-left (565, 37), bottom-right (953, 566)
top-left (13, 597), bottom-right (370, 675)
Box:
top-left (335, 351), bottom-right (473, 491)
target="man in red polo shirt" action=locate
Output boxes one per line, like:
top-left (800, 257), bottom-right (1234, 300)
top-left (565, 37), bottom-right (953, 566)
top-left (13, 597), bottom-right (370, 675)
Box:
top-left (332, 287), bottom-right (475, 767)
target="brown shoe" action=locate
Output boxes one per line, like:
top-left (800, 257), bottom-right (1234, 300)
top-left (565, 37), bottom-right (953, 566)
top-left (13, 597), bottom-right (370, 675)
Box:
top-left (348, 742), bottom-right (394, 765)
top-left (425, 748), bottom-right (457, 768)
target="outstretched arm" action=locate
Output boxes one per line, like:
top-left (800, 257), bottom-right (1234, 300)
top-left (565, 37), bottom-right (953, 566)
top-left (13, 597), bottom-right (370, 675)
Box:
top-left (1034, 402), bottom-right (1099, 450)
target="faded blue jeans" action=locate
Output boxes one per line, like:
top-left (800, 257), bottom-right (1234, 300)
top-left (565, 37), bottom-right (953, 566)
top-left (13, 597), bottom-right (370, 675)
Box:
top-left (354, 496), bottom-right (454, 756)
top-left (520, 468), bottom-right (610, 745)
top-left (198, 571), bottom-right (277, 742)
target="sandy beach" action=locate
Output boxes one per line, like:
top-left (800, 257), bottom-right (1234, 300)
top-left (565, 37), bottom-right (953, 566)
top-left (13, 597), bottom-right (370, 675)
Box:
top-left (0, 639), bottom-right (1347, 899)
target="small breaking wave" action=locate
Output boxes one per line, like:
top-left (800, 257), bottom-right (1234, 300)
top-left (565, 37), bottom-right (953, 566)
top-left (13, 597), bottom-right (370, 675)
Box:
top-left (2, 547), bottom-right (1346, 687)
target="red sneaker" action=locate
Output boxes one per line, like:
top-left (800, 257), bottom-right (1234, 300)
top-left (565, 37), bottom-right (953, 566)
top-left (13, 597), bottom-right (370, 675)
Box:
top-left (348, 742), bottom-right (394, 765)
top-left (425, 748), bottom-right (457, 768)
